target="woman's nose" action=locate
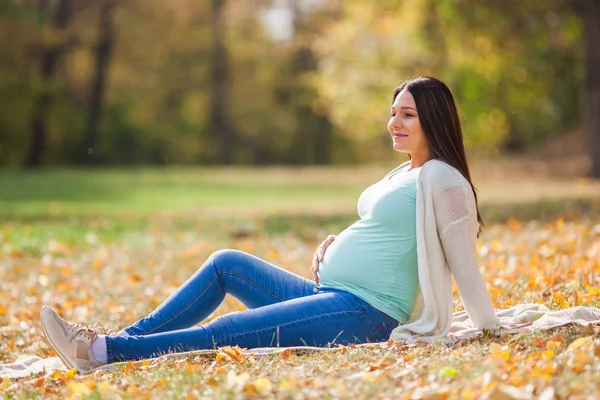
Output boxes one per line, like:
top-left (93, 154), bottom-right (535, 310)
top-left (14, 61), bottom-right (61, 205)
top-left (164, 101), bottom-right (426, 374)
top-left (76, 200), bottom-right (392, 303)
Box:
top-left (390, 115), bottom-right (403, 128)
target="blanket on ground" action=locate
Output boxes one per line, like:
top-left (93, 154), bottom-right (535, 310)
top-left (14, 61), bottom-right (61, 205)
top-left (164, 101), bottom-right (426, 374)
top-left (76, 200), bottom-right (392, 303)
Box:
top-left (2, 304), bottom-right (599, 379)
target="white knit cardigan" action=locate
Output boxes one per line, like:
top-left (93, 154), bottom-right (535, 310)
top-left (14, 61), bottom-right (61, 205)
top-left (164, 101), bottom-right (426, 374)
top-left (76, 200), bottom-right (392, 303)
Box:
top-left (390, 159), bottom-right (501, 341)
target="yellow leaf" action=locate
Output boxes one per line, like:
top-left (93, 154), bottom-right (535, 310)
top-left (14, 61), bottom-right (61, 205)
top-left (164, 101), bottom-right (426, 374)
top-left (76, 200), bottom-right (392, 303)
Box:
top-left (0, 377), bottom-right (11, 392)
top-left (490, 343), bottom-right (510, 362)
top-left (252, 378), bottom-right (273, 392)
top-left (545, 340), bottom-right (562, 349)
top-left (363, 373), bottom-right (376, 382)
top-left (568, 336), bottom-right (593, 350)
top-left (141, 360), bottom-right (151, 367)
top-left (68, 382), bottom-right (91, 396)
top-left (542, 349), bottom-right (555, 359)
top-left (65, 367), bottom-right (77, 379)
top-left (587, 288), bottom-right (600, 296)
top-left (0, 305), bottom-right (7, 316)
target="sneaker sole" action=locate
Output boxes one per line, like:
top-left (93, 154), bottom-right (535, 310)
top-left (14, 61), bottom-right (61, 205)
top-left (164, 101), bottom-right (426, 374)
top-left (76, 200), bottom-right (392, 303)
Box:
top-left (40, 306), bottom-right (78, 371)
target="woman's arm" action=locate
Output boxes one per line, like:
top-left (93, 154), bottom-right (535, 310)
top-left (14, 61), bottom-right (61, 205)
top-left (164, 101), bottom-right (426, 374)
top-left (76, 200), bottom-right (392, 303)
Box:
top-left (433, 185), bottom-right (501, 330)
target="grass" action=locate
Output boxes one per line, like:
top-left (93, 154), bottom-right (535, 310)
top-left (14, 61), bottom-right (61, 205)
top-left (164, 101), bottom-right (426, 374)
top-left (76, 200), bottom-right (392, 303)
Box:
top-left (0, 165), bottom-right (599, 398)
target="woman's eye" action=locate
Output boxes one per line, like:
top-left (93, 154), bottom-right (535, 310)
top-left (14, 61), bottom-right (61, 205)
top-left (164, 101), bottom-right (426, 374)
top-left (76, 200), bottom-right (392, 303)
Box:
top-left (404, 113), bottom-right (414, 118)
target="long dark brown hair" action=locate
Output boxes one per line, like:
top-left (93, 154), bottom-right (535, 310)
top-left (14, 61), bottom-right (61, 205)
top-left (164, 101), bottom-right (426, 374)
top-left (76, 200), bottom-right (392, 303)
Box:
top-left (393, 76), bottom-right (484, 235)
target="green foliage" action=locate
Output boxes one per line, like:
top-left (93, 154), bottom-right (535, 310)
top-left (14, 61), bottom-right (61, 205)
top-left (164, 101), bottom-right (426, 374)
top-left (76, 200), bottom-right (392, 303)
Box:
top-left (0, 0), bottom-right (587, 165)
top-left (313, 0), bottom-right (584, 154)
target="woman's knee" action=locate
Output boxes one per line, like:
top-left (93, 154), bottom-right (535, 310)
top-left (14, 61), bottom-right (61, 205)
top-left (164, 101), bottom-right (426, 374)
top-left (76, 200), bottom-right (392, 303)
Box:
top-left (207, 249), bottom-right (249, 274)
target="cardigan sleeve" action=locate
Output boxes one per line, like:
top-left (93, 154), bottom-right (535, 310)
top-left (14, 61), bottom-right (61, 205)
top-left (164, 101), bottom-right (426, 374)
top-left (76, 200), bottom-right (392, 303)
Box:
top-left (433, 184), bottom-right (501, 330)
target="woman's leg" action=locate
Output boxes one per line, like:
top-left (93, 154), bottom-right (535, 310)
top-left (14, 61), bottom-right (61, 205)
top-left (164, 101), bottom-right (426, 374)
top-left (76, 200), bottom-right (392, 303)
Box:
top-left (123, 249), bottom-right (315, 336)
top-left (106, 288), bottom-right (399, 362)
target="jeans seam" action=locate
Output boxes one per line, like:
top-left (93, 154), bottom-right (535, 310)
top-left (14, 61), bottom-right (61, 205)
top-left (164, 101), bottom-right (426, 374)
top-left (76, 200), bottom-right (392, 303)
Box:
top-left (367, 323), bottom-right (388, 341)
top-left (106, 337), bottom-right (113, 363)
top-left (214, 304), bottom-right (372, 346)
top-left (211, 257), bottom-right (226, 293)
top-left (356, 305), bottom-right (380, 330)
top-left (142, 274), bottom-right (221, 335)
top-left (220, 270), bottom-right (286, 302)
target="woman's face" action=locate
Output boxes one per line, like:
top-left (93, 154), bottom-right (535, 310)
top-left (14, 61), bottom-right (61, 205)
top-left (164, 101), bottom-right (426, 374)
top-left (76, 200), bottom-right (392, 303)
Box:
top-left (388, 89), bottom-right (429, 158)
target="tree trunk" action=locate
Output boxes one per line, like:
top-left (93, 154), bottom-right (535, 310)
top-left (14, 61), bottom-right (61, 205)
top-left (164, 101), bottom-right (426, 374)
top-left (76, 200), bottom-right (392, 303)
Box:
top-left (288, 2), bottom-right (334, 166)
top-left (571, 0), bottom-right (600, 178)
top-left (209, 0), bottom-right (236, 164)
top-left (82, 1), bottom-right (116, 164)
top-left (25, 0), bottom-right (72, 167)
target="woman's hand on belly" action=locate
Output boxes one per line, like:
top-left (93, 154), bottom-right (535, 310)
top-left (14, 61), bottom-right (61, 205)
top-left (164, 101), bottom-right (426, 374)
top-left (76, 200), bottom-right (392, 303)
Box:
top-left (311, 234), bottom-right (337, 284)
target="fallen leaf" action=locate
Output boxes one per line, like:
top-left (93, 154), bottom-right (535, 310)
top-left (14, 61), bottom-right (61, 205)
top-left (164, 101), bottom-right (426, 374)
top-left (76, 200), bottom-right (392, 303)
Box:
top-left (440, 366), bottom-right (457, 378)
top-left (490, 343), bottom-right (511, 362)
top-left (279, 348), bottom-right (292, 359)
top-left (221, 345), bottom-right (246, 361)
top-left (251, 378), bottom-right (272, 393)
top-left (0, 377), bottom-right (11, 392)
top-left (68, 382), bottom-right (92, 396)
top-left (362, 373), bottom-right (376, 382)
top-left (567, 336), bottom-right (593, 351)
top-left (64, 367), bottom-right (77, 379)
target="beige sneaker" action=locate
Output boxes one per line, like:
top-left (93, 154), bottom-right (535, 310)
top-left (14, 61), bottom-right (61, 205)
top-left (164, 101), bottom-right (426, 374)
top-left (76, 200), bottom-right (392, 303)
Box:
top-left (40, 305), bottom-right (104, 372)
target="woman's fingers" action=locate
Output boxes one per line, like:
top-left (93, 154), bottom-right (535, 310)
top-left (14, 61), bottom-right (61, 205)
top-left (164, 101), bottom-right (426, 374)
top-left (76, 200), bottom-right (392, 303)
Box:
top-left (313, 235), bottom-right (337, 283)
top-left (311, 253), bottom-right (319, 283)
top-left (318, 235), bottom-right (336, 261)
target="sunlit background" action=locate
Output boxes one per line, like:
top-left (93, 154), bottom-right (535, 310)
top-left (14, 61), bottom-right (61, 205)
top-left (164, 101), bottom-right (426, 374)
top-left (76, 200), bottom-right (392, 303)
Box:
top-left (0, 0), bottom-right (597, 174)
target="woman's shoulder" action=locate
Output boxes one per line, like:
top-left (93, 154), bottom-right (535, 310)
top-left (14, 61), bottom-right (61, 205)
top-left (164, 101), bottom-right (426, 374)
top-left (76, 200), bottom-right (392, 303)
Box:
top-left (420, 159), bottom-right (470, 189)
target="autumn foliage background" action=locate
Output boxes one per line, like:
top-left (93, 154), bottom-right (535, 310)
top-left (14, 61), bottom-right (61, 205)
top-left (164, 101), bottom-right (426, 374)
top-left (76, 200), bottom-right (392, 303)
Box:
top-left (1, 0), bottom-right (600, 398)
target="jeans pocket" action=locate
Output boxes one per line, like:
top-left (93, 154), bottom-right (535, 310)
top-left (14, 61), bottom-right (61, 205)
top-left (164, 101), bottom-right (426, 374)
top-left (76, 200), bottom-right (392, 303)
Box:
top-left (367, 322), bottom-right (391, 342)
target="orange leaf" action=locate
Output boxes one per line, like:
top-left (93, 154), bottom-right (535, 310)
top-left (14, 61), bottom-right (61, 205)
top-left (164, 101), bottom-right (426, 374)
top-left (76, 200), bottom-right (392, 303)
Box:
top-left (221, 345), bottom-right (246, 361)
top-left (279, 348), bottom-right (292, 359)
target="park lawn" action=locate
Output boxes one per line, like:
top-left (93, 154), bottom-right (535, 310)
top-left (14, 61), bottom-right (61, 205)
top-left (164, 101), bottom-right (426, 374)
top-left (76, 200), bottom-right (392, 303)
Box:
top-left (0, 166), bottom-right (599, 399)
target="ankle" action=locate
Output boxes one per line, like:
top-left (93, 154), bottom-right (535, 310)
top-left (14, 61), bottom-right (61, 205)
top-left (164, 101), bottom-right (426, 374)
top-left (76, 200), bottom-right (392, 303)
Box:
top-left (90, 335), bottom-right (108, 364)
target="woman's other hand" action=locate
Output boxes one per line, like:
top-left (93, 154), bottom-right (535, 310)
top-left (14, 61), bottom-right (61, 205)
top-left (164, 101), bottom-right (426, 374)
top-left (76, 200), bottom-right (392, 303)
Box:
top-left (311, 234), bottom-right (337, 284)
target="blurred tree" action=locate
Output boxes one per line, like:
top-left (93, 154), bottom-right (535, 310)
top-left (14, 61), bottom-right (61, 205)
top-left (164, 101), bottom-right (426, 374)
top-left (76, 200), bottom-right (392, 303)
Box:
top-left (209, 0), bottom-right (238, 164)
top-left (286, 0), bottom-right (335, 165)
top-left (0, 0), bottom-right (591, 167)
top-left (312, 0), bottom-right (584, 160)
top-left (82, 0), bottom-right (117, 164)
top-left (24, 0), bottom-right (74, 166)
top-left (570, 0), bottom-right (600, 178)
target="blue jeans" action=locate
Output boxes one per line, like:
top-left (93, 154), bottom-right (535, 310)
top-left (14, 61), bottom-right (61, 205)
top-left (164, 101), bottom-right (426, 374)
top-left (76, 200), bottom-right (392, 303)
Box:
top-left (106, 249), bottom-right (399, 362)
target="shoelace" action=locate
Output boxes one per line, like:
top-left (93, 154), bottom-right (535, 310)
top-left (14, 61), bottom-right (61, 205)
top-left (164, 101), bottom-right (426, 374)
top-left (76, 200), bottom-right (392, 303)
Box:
top-left (64, 321), bottom-right (116, 341)
top-left (64, 321), bottom-right (93, 341)
top-left (90, 323), bottom-right (118, 336)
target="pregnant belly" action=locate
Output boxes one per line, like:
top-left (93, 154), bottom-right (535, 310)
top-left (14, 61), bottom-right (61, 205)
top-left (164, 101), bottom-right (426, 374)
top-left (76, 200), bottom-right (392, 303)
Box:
top-left (317, 229), bottom-right (393, 287)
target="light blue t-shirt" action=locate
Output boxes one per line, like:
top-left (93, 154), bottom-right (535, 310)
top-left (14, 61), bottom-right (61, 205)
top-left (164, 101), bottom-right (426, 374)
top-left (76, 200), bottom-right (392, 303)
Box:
top-left (317, 162), bottom-right (420, 323)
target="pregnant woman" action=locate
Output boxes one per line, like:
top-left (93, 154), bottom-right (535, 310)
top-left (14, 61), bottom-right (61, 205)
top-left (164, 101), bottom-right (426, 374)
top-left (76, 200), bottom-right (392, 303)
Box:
top-left (41, 76), bottom-right (503, 372)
